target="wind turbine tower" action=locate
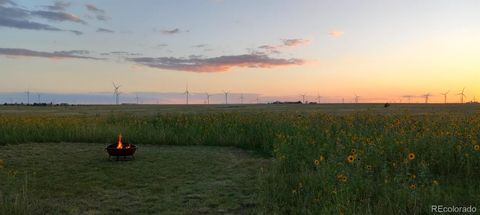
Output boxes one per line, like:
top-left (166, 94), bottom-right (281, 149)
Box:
top-left (317, 95), bottom-right (323, 104)
top-left (423, 93), bottom-right (432, 104)
top-left (240, 93), bottom-right (244, 104)
top-left (458, 88), bottom-right (466, 104)
top-left (300, 94), bottom-right (306, 104)
top-left (440, 90), bottom-right (449, 104)
top-left (184, 84), bottom-right (190, 105)
top-left (205, 93), bottom-right (211, 104)
top-left (112, 82), bottom-right (121, 105)
top-left (354, 94), bottom-right (360, 104)
top-left (223, 91), bottom-right (229, 104)
top-left (25, 89), bottom-right (30, 105)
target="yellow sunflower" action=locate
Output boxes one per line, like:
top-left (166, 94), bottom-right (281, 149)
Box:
top-left (314, 159), bottom-right (320, 166)
top-left (474, 145), bottom-right (480, 151)
top-left (337, 174), bottom-right (348, 182)
top-left (410, 184), bottom-right (416, 190)
top-left (408, 152), bottom-right (415, 161)
top-left (347, 155), bottom-right (355, 163)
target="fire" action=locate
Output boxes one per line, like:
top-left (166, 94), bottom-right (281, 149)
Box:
top-left (117, 133), bottom-right (123, 149)
top-left (116, 133), bottom-right (132, 149)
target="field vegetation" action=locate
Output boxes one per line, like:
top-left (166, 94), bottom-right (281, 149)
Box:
top-left (1, 104), bottom-right (479, 214)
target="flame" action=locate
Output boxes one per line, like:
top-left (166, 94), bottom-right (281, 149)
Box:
top-left (117, 133), bottom-right (123, 149)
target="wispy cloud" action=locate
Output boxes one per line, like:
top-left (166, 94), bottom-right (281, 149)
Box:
top-left (85, 4), bottom-right (104, 13)
top-left (0, 48), bottom-right (103, 60)
top-left (127, 54), bottom-right (304, 73)
top-left (254, 38), bottom-right (310, 55)
top-left (85, 4), bottom-right (109, 21)
top-left (97, 27), bottom-right (114, 33)
top-left (44, 1), bottom-right (71, 11)
top-left (31, 10), bottom-right (87, 24)
top-left (0, 4), bottom-right (82, 34)
top-left (159, 28), bottom-right (188, 35)
top-left (282, 38), bottom-right (310, 47)
top-left (328, 30), bottom-right (344, 38)
top-left (0, 0), bottom-right (16, 6)
top-left (101, 51), bottom-right (141, 56)
top-left (192, 44), bottom-right (208, 48)
top-left (54, 50), bottom-right (90, 55)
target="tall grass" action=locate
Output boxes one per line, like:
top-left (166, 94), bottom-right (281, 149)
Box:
top-left (1, 111), bottom-right (479, 213)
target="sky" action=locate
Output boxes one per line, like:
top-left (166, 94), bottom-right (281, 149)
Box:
top-left (1, 0), bottom-right (480, 104)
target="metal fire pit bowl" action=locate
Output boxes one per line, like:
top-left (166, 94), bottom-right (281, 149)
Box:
top-left (105, 143), bottom-right (137, 160)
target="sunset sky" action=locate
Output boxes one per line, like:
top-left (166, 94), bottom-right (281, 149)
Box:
top-left (1, 0), bottom-right (479, 104)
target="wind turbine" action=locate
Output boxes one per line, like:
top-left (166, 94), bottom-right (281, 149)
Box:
top-left (112, 82), bottom-right (121, 105)
top-left (317, 94), bottom-right (323, 104)
top-left (135, 93), bottom-right (139, 104)
top-left (256, 95), bottom-right (260, 104)
top-left (25, 89), bottom-right (30, 105)
top-left (37, 93), bottom-right (41, 103)
top-left (403, 95), bottom-right (413, 103)
top-left (184, 84), bottom-right (190, 105)
top-left (300, 94), bottom-right (307, 104)
top-left (354, 94), bottom-right (360, 104)
top-left (223, 91), bottom-right (229, 104)
top-left (422, 93), bottom-right (432, 104)
top-left (205, 93), bottom-right (211, 104)
top-left (240, 93), bottom-right (244, 104)
top-left (457, 88), bottom-right (466, 104)
top-left (440, 90), bottom-right (449, 104)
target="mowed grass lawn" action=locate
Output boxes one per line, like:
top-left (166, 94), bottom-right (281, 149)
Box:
top-left (0, 143), bottom-right (270, 214)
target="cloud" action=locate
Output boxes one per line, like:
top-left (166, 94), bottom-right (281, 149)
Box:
top-left (0, 16), bottom-right (61, 31)
top-left (0, 4), bottom-right (82, 34)
top-left (0, 0), bottom-right (16, 6)
top-left (44, 1), bottom-right (71, 11)
top-left (160, 28), bottom-right (189, 35)
top-left (127, 54), bottom-right (304, 73)
top-left (97, 27), bottom-right (114, 33)
top-left (31, 10), bottom-right (87, 24)
top-left (0, 5), bottom-right (29, 18)
top-left (192, 44), bottom-right (208, 48)
top-left (101, 51), bottom-right (141, 56)
top-left (257, 45), bottom-right (281, 54)
top-left (0, 48), bottom-right (103, 60)
top-left (69, 30), bottom-right (82, 35)
top-left (328, 30), bottom-right (344, 38)
top-left (85, 4), bottom-right (104, 13)
top-left (85, 4), bottom-right (109, 21)
top-left (54, 50), bottom-right (90, 55)
top-left (254, 38), bottom-right (310, 55)
top-left (282, 39), bottom-right (310, 47)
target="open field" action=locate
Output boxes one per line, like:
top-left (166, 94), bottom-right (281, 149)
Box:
top-left (1, 103), bottom-right (479, 116)
top-left (1, 104), bottom-right (480, 214)
top-left (0, 143), bottom-right (268, 214)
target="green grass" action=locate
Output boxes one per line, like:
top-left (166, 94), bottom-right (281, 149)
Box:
top-left (1, 104), bottom-right (480, 214)
top-left (0, 143), bottom-right (269, 214)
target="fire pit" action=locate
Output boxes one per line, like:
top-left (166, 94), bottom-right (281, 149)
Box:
top-left (106, 133), bottom-right (137, 160)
